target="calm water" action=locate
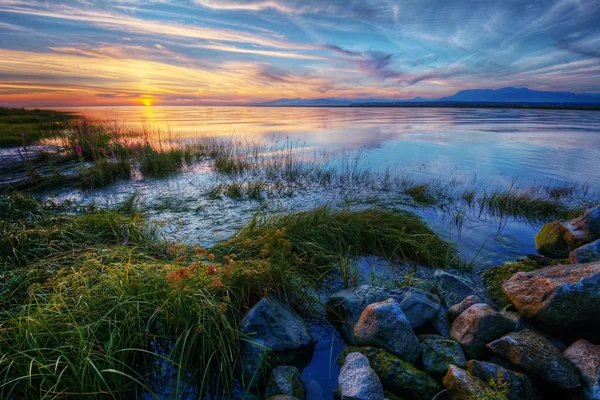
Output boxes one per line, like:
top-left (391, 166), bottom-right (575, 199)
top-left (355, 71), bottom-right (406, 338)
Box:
top-left (47, 106), bottom-right (599, 399)
top-left (65, 106), bottom-right (600, 186)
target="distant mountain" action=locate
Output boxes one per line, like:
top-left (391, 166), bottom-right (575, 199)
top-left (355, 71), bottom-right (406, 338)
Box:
top-left (438, 87), bottom-right (600, 103)
top-left (256, 87), bottom-right (600, 107)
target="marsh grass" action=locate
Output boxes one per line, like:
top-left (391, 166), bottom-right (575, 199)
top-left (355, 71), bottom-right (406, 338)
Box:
top-left (0, 108), bottom-right (77, 146)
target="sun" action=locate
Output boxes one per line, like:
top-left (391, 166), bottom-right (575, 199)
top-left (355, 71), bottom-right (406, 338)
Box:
top-left (142, 100), bottom-right (153, 106)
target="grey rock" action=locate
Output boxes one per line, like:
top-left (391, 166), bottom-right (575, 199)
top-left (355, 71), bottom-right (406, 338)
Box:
top-left (338, 352), bottom-right (385, 400)
top-left (564, 339), bottom-right (600, 400)
top-left (265, 366), bottom-right (306, 400)
top-left (353, 298), bottom-right (421, 364)
top-left (240, 297), bottom-right (314, 383)
top-left (447, 295), bottom-right (486, 321)
top-left (503, 261), bottom-right (600, 327)
top-left (327, 286), bottom-right (441, 343)
top-left (338, 346), bottom-right (441, 400)
top-left (431, 309), bottom-right (452, 338)
top-left (571, 239), bottom-right (600, 264)
top-left (487, 329), bottom-right (581, 388)
top-left (433, 270), bottom-right (482, 307)
top-left (466, 360), bottom-right (541, 400)
top-left (450, 304), bottom-right (515, 359)
top-left (443, 364), bottom-right (505, 400)
top-left (421, 338), bottom-right (467, 376)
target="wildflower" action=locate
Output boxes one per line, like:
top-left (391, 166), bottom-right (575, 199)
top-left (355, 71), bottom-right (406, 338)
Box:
top-left (75, 144), bottom-right (83, 158)
top-left (111, 149), bottom-right (117, 160)
top-left (206, 253), bottom-right (216, 261)
top-left (212, 279), bottom-right (224, 288)
top-left (217, 302), bottom-right (227, 313)
top-left (206, 265), bottom-right (218, 275)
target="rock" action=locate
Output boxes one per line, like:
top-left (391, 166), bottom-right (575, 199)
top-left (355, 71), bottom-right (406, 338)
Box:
top-left (421, 338), bottom-right (467, 376)
top-left (563, 205), bottom-right (600, 247)
top-left (501, 311), bottom-right (567, 351)
top-left (433, 270), bottom-right (484, 307)
top-left (450, 304), bottom-right (515, 359)
top-left (487, 330), bottom-right (581, 388)
top-left (418, 334), bottom-right (446, 342)
top-left (481, 260), bottom-right (542, 307)
top-left (535, 206), bottom-right (600, 258)
top-left (571, 239), bottom-right (600, 264)
top-left (535, 220), bottom-right (571, 258)
top-left (443, 364), bottom-right (506, 400)
top-left (267, 396), bottom-right (298, 400)
top-left (564, 339), bottom-right (600, 400)
top-left (353, 298), bottom-right (421, 364)
top-left (338, 347), bottom-right (441, 400)
top-left (338, 352), bottom-right (385, 400)
top-left (502, 261), bottom-right (600, 327)
top-left (466, 360), bottom-right (541, 400)
top-left (431, 309), bottom-right (452, 338)
top-left (265, 366), bottom-right (306, 400)
top-left (326, 286), bottom-right (441, 343)
top-left (240, 297), bottom-right (314, 383)
top-left (447, 295), bottom-right (486, 321)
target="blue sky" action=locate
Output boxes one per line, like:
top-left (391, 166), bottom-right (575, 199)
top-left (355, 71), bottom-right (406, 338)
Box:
top-left (0, 0), bottom-right (599, 106)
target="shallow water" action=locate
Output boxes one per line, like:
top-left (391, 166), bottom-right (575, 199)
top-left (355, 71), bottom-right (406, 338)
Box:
top-left (32, 106), bottom-right (600, 399)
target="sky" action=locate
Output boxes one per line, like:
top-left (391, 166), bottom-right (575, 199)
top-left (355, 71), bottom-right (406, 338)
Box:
top-left (0, 0), bottom-right (599, 107)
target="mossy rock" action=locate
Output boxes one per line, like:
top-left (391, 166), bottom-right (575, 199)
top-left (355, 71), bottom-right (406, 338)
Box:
top-left (482, 260), bottom-right (542, 307)
top-left (337, 346), bottom-right (440, 400)
top-left (534, 221), bottom-right (570, 258)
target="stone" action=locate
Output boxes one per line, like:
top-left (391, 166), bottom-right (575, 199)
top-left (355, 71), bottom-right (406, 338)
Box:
top-left (353, 298), bottom-right (421, 364)
top-left (466, 360), bottom-right (541, 400)
top-left (267, 396), bottom-right (298, 400)
top-left (447, 295), bottom-right (486, 321)
top-left (265, 366), bottom-right (306, 400)
top-left (421, 338), bottom-right (467, 376)
top-left (326, 285), bottom-right (441, 343)
top-left (481, 260), bottom-right (542, 307)
top-left (571, 239), bottom-right (600, 264)
top-left (502, 261), bottom-right (600, 327)
top-left (433, 269), bottom-right (483, 307)
top-left (443, 364), bottom-right (505, 400)
top-left (338, 352), bottom-right (385, 400)
top-left (564, 339), bottom-right (600, 400)
top-left (240, 297), bottom-right (314, 383)
top-left (487, 330), bottom-right (581, 388)
top-left (338, 347), bottom-right (441, 400)
top-left (535, 220), bottom-right (571, 258)
top-left (430, 309), bottom-right (452, 338)
top-left (450, 304), bottom-right (515, 359)
top-left (563, 205), bottom-right (600, 247)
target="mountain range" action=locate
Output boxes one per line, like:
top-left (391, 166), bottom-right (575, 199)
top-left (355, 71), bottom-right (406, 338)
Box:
top-left (256, 87), bottom-right (600, 106)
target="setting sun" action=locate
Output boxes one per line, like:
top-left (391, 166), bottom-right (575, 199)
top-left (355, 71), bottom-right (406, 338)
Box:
top-left (142, 100), bottom-right (153, 106)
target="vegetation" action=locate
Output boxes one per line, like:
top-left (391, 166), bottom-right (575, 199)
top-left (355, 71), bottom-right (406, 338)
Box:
top-left (481, 259), bottom-right (544, 306)
top-left (0, 107), bottom-right (77, 146)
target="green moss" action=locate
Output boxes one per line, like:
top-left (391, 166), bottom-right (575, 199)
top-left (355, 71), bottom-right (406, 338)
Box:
top-left (534, 221), bottom-right (570, 258)
top-left (482, 260), bottom-right (543, 307)
top-left (338, 347), bottom-right (440, 400)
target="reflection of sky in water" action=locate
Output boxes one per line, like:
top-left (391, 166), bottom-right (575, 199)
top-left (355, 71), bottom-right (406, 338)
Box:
top-left (64, 106), bottom-right (600, 187)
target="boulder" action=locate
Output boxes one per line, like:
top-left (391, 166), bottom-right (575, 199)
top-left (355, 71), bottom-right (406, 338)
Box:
top-left (353, 298), bottom-right (421, 364)
top-left (421, 338), bottom-right (467, 376)
top-left (481, 260), bottom-right (542, 307)
top-left (502, 261), bottom-right (600, 327)
top-left (571, 239), bottom-right (600, 264)
top-left (326, 286), bottom-right (441, 343)
top-left (564, 339), bottom-right (600, 400)
top-left (535, 220), bottom-right (571, 258)
top-left (265, 366), bottom-right (306, 400)
top-left (535, 206), bottom-right (600, 258)
top-left (447, 295), bottom-right (486, 321)
top-left (466, 360), bottom-right (541, 400)
top-left (240, 297), bottom-right (314, 383)
top-left (338, 352), bottom-right (384, 400)
top-left (450, 304), bottom-right (515, 359)
top-left (487, 330), bottom-right (580, 388)
top-left (433, 270), bottom-right (482, 306)
top-left (338, 347), bottom-right (441, 400)
top-left (443, 364), bottom-right (506, 400)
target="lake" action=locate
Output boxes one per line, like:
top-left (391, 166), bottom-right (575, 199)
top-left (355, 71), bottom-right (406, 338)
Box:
top-left (41, 106), bottom-right (599, 398)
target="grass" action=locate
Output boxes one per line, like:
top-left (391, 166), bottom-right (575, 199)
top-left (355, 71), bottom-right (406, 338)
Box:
top-left (0, 192), bottom-right (461, 398)
top-left (0, 108), bottom-right (77, 146)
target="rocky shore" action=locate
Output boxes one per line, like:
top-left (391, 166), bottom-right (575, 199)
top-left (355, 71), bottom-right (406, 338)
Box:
top-left (239, 205), bottom-right (600, 400)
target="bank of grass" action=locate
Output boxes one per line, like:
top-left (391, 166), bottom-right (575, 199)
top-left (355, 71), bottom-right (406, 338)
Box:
top-left (0, 108), bottom-right (77, 146)
top-left (0, 193), bottom-right (457, 397)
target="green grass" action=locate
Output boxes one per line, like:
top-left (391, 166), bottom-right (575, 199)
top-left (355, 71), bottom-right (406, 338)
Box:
top-left (0, 108), bottom-right (78, 146)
